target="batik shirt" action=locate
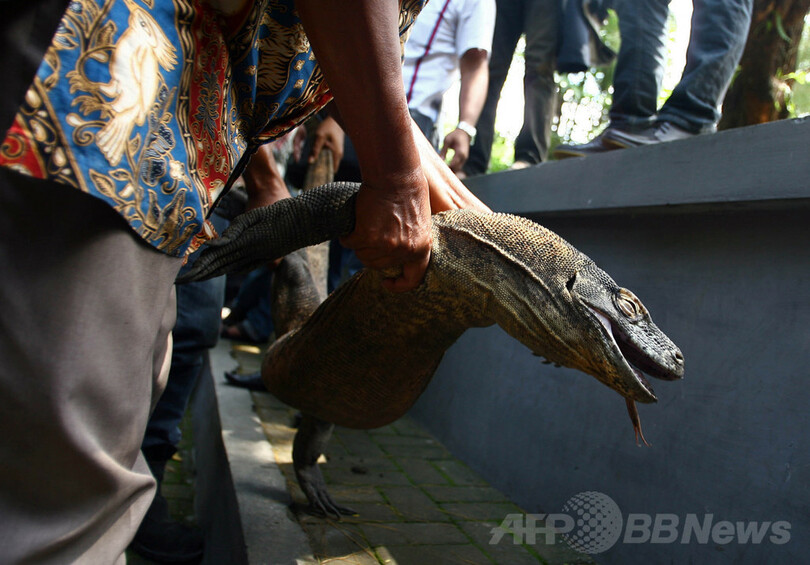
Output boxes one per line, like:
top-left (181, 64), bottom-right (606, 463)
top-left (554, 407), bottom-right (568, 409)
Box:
top-left (0, 0), bottom-right (424, 257)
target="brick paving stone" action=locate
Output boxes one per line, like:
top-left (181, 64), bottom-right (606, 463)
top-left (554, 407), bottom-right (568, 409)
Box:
top-left (382, 444), bottom-right (451, 459)
top-left (323, 439), bottom-right (352, 458)
top-left (422, 485), bottom-right (510, 503)
top-left (377, 486), bottom-right (451, 522)
top-left (388, 417), bottom-right (433, 438)
top-left (303, 521), bottom-right (370, 559)
top-left (333, 433), bottom-right (389, 459)
top-left (457, 520), bottom-right (543, 565)
top-left (325, 485), bottom-right (386, 504)
top-left (320, 553), bottom-right (381, 565)
top-left (254, 405), bottom-right (295, 426)
top-left (250, 390), bottom-right (285, 408)
top-left (367, 424), bottom-right (399, 436)
top-left (259, 420), bottom-right (295, 447)
top-left (376, 543), bottom-right (494, 565)
top-left (432, 460), bottom-right (489, 486)
top-left (331, 502), bottom-right (402, 523)
top-left (393, 457), bottom-right (451, 485)
top-left (328, 453), bottom-right (399, 472)
top-left (325, 468), bottom-right (412, 487)
top-left (360, 522), bottom-right (469, 546)
top-left (440, 502), bottom-right (524, 522)
top-left (373, 435), bottom-right (442, 447)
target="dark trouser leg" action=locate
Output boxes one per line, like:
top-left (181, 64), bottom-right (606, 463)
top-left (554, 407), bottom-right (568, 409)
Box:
top-left (657, 0), bottom-right (753, 133)
top-left (515, 0), bottom-right (559, 164)
top-left (609, 0), bottom-right (671, 131)
top-left (0, 169), bottom-right (181, 563)
top-left (464, 0), bottom-right (525, 175)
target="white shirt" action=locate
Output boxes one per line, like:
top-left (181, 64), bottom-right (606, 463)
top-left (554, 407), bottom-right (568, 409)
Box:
top-left (403, 0), bottom-right (496, 124)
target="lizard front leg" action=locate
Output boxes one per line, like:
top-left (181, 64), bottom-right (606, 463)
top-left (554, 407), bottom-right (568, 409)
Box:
top-left (292, 413), bottom-right (356, 519)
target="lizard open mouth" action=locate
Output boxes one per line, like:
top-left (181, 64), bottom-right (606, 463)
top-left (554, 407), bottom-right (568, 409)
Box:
top-left (586, 306), bottom-right (681, 400)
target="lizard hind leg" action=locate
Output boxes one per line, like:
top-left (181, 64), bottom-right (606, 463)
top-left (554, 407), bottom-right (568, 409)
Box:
top-left (292, 413), bottom-right (357, 519)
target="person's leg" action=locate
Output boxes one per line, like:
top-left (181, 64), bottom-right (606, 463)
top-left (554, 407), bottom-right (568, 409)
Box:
top-left (514, 0), bottom-right (559, 164)
top-left (657, 0), bottom-right (753, 133)
top-left (0, 169), bottom-right (181, 563)
top-left (463, 0), bottom-right (524, 175)
top-left (609, 0), bottom-right (671, 132)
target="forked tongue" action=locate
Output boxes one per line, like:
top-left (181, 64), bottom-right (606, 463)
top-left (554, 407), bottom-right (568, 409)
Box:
top-left (625, 397), bottom-right (650, 447)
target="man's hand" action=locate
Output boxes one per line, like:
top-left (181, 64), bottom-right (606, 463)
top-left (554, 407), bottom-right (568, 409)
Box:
top-left (309, 115), bottom-right (345, 169)
top-left (340, 172), bottom-right (432, 293)
top-left (440, 128), bottom-right (472, 173)
top-left (413, 120), bottom-right (491, 214)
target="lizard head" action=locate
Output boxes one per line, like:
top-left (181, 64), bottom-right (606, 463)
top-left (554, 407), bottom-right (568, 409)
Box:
top-left (563, 260), bottom-right (684, 403)
top-left (461, 212), bottom-right (684, 405)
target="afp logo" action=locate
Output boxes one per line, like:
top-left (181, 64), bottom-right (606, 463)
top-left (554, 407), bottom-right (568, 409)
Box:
top-left (490, 491), bottom-right (791, 555)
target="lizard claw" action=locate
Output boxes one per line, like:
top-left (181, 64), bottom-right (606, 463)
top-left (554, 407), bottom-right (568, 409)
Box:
top-left (297, 464), bottom-right (357, 520)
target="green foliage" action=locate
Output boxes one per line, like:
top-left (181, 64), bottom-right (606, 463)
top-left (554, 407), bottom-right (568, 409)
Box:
top-left (788, 15), bottom-right (810, 117)
top-left (488, 132), bottom-right (515, 173)
top-left (550, 8), bottom-right (620, 151)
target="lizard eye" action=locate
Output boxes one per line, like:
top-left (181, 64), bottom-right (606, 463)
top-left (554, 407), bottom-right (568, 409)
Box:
top-left (615, 289), bottom-right (644, 320)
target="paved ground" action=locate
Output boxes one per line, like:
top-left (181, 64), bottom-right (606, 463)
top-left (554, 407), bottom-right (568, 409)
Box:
top-left (126, 337), bottom-right (594, 564)
top-left (227, 341), bottom-right (593, 565)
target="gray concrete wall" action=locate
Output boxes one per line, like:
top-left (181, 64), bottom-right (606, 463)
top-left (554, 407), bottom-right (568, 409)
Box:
top-left (410, 118), bottom-right (810, 564)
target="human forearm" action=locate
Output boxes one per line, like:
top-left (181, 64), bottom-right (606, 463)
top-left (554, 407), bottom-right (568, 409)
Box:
top-left (296, 0), bottom-right (431, 292)
top-left (457, 48), bottom-right (489, 126)
top-left (440, 49), bottom-right (489, 173)
top-left (296, 0), bottom-right (420, 185)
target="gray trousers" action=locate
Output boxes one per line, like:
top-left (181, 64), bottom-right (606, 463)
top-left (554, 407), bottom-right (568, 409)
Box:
top-left (0, 168), bottom-right (182, 563)
top-left (464, 0), bottom-right (560, 174)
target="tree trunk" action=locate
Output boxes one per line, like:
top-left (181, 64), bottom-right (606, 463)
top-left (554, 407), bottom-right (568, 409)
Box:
top-left (719, 0), bottom-right (810, 129)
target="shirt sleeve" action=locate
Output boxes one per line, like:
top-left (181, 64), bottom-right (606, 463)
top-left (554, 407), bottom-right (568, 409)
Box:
top-left (454, 0), bottom-right (496, 59)
top-left (399, 0), bottom-right (428, 59)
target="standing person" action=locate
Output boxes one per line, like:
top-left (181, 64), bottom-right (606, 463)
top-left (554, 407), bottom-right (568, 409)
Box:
top-left (0, 0), bottom-right (489, 562)
top-left (553, 0), bottom-right (753, 158)
top-left (401, 0), bottom-right (496, 176)
top-left (463, 0), bottom-right (561, 176)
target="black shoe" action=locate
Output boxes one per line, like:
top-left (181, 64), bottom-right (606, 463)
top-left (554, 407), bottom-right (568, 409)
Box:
top-left (224, 369), bottom-right (266, 391)
top-left (605, 121), bottom-right (696, 148)
top-left (130, 491), bottom-right (204, 564)
top-left (553, 129), bottom-right (623, 159)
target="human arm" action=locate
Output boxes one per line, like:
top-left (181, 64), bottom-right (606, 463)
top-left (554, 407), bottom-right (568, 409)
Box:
top-left (296, 0), bottom-right (431, 293)
top-left (440, 47), bottom-right (489, 174)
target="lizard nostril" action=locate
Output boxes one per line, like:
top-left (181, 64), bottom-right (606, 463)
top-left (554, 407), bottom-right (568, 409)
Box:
top-left (673, 350), bottom-right (684, 365)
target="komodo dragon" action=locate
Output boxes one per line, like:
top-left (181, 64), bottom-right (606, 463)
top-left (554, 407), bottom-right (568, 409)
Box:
top-left (180, 181), bottom-right (684, 517)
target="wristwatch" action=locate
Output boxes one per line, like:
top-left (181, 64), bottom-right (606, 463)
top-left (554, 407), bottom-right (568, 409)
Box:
top-left (455, 120), bottom-right (477, 141)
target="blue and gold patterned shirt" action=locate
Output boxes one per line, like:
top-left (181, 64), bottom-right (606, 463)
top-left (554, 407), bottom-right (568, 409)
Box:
top-left (1, 0), bottom-right (424, 256)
